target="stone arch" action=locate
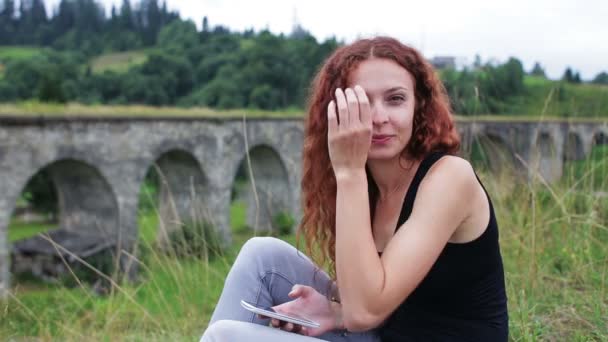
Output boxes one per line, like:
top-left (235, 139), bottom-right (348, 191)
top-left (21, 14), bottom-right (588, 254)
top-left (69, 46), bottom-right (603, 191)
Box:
top-left (18, 159), bottom-right (120, 237)
top-left (138, 149), bottom-right (209, 245)
top-left (592, 130), bottom-right (607, 146)
top-left (7, 158), bottom-right (119, 287)
top-left (563, 131), bottom-right (584, 161)
top-left (532, 132), bottom-right (561, 182)
top-left (469, 133), bottom-right (518, 178)
top-left (232, 144), bottom-right (292, 233)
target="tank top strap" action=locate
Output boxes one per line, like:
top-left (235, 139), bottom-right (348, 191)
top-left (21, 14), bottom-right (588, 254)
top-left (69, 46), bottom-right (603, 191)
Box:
top-left (396, 152), bottom-right (447, 230)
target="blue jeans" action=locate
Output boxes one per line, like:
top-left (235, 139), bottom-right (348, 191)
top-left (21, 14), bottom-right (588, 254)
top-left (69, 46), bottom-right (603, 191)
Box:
top-left (200, 237), bottom-right (381, 341)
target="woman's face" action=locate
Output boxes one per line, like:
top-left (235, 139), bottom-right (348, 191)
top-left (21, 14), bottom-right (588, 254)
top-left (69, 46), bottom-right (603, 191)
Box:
top-left (348, 58), bottom-right (416, 162)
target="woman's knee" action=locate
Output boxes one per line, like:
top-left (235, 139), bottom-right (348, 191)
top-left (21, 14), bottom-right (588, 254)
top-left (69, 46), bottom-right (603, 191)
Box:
top-left (237, 236), bottom-right (292, 264)
top-left (200, 320), bottom-right (239, 342)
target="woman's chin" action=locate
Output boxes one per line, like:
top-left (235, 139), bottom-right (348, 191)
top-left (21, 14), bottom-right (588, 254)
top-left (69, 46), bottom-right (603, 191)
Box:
top-left (367, 150), bottom-right (401, 162)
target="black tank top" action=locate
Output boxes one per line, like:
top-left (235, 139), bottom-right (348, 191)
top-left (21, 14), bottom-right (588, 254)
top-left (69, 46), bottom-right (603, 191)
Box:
top-left (377, 152), bottom-right (509, 341)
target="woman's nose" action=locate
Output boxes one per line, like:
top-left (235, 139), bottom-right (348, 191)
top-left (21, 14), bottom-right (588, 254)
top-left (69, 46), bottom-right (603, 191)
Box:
top-left (371, 104), bottom-right (388, 125)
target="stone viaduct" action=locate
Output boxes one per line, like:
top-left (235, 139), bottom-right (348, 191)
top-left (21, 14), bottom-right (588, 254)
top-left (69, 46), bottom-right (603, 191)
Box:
top-left (0, 116), bottom-right (606, 294)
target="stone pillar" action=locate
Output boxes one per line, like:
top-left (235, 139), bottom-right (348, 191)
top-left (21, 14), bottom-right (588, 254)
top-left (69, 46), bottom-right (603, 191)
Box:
top-left (531, 131), bottom-right (563, 183)
top-left (108, 166), bottom-right (141, 280)
top-left (564, 132), bottom-right (585, 161)
top-left (0, 198), bottom-right (10, 297)
top-left (205, 182), bottom-right (233, 247)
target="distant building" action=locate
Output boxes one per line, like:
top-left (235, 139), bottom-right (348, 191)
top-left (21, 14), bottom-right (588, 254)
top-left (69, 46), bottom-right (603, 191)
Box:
top-left (430, 56), bottom-right (456, 70)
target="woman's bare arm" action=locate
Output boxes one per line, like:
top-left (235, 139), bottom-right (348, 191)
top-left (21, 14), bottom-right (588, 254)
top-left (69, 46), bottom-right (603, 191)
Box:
top-left (335, 157), bottom-right (476, 332)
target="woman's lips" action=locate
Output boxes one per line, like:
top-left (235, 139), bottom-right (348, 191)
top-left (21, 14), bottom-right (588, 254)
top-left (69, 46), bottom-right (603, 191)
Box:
top-left (371, 134), bottom-right (394, 144)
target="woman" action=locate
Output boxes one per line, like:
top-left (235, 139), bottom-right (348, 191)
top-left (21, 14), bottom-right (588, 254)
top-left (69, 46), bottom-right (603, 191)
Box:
top-left (201, 36), bottom-right (508, 341)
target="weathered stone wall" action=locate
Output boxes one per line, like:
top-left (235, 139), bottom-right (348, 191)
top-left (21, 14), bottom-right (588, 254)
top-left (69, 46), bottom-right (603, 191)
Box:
top-left (0, 116), bottom-right (606, 295)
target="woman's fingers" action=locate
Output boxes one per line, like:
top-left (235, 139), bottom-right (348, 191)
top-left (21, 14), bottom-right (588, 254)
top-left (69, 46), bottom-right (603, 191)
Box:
top-left (354, 85), bottom-right (371, 126)
top-left (327, 100), bottom-right (338, 135)
top-left (289, 284), bottom-right (311, 298)
top-left (269, 319), bottom-right (303, 334)
top-left (334, 88), bottom-right (349, 127)
top-left (270, 318), bottom-right (280, 327)
top-left (344, 88), bottom-right (359, 126)
top-left (288, 285), bottom-right (300, 298)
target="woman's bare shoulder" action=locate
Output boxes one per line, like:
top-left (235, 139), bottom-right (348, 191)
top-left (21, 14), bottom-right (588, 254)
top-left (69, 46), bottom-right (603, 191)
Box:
top-left (425, 155), bottom-right (476, 186)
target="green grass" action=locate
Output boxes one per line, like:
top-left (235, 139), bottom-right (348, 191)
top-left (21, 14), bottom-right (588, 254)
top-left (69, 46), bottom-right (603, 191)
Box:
top-left (2, 101), bottom-right (608, 123)
top-left (1, 100), bottom-right (606, 122)
top-left (8, 219), bottom-right (56, 242)
top-left (0, 46), bottom-right (45, 61)
top-left (90, 50), bottom-right (149, 74)
top-left (2, 149), bottom-right (607, 340)
top-left (496, 76), bottom-right (608, 118)
top-left (562, 145), bottom-right (608, 189)
top-left (230, 200), bottom-right (248, 233)
top-left (0, 46), bottom-right (45, 79)
top-left (0, 100), bottom-right (305, 118)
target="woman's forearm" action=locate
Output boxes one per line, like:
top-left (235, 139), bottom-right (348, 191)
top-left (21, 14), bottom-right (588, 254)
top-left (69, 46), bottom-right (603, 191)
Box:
top-left (334, 170), bottom-right (385, 327)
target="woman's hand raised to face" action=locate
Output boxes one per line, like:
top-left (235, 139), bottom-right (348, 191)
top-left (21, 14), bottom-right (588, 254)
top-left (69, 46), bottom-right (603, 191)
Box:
top-left (327, 86), bottom-right (373, 180)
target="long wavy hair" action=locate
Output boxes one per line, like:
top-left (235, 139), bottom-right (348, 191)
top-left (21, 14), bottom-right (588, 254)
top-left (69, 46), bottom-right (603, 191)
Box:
top-left (298, 36), bottom-right (460, 278)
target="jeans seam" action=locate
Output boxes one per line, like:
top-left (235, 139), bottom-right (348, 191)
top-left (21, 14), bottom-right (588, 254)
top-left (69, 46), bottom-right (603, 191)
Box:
top-left (249, 269), bottom-right (295, 324)
top-left (260, 268), bottom-right (297, 297)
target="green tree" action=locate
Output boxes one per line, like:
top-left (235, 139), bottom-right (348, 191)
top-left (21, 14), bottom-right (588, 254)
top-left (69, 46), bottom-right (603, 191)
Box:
top-left (157, 19), bottom-right (199, 52)
top-left (0, 0), bottom-right (16, 43)
top-left (119, 0), bottom-right (134, 30)
top-left (249, 84), bottom-right (281, 110)
top-left (562, 67), bottom-right (581, 83)
top-left (140, 52), bottom-right (194, 101)
top-left (592, 71), bottom-right (608, 85)
top-left (530, 62), bottom-right (546, 77)
top-left (196, 64), bottom-right (245, 108)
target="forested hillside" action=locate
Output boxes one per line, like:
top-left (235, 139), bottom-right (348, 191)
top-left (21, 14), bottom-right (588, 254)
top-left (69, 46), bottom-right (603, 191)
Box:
top-left (0, 0), bottom-right (607, 116)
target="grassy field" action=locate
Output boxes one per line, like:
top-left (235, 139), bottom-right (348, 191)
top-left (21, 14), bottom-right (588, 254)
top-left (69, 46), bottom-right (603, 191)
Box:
top-left (0, 46), bottom-right (45, 61)
top-left (2, 101), bottom-right (608, 122)
top-left (493, 76), bottom-right (608, 118)
top-left (0, 46), bottom-right (46, 79)
top-left (0, 101), bottom-right (305, 118)
top-left (1, 146), bottom-right (607, 341)
top-left (90, 50), bottom-right (150, 74)
top-left (8, 219), bottom-right (57, 242)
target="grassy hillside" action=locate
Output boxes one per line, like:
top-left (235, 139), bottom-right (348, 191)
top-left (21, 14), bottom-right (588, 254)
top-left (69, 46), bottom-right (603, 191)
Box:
top-left (0, 46), bottom-right (45, 60)
top-left (0, 101), bottom-right (304, 118)
top-left (2, 101), bottom-right (607, 122)
top-left (485, 76), bottom-right (608, 118)
top-left (1, 46), bottom-right (607, 118)
top-left (90, 50), bottom-right (150, 74)
top-left (0, 46), bottom-right (46, 78)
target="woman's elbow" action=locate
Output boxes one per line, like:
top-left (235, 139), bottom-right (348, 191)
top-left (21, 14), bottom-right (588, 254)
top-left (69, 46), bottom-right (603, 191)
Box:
top-left (343, 310), bottom-right (384, 332)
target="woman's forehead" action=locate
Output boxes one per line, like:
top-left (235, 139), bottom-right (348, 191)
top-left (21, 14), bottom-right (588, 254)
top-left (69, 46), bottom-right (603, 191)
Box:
top-left (348, 59), bottom-right (415, 94)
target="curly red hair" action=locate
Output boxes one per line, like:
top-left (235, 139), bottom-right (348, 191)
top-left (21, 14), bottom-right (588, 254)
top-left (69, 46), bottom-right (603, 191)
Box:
top-left (298, 36), bottom-right (460, 278)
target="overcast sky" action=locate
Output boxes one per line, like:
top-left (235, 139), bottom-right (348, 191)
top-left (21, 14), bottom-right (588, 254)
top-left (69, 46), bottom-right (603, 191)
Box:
top-left (47, 0), bottom-right (608, 80)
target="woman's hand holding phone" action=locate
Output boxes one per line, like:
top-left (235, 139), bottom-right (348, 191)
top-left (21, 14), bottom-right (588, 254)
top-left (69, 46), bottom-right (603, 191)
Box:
top-left (259, 285), bottom-right (343, 337)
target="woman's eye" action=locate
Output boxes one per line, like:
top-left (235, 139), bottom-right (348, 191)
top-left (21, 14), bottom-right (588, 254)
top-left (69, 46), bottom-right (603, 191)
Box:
top-left (388, 95), bottom-right (406, 103)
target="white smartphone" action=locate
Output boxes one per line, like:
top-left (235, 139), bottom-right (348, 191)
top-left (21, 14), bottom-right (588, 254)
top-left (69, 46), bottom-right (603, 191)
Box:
top-left (240, 300), bottom-right (321, 328)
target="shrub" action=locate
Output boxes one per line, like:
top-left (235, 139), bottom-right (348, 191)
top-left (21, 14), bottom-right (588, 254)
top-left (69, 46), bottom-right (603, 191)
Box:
top-left (167, 221), bottom-right (225, 260)
top-left (272, 211), bottom-right (295, 236)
